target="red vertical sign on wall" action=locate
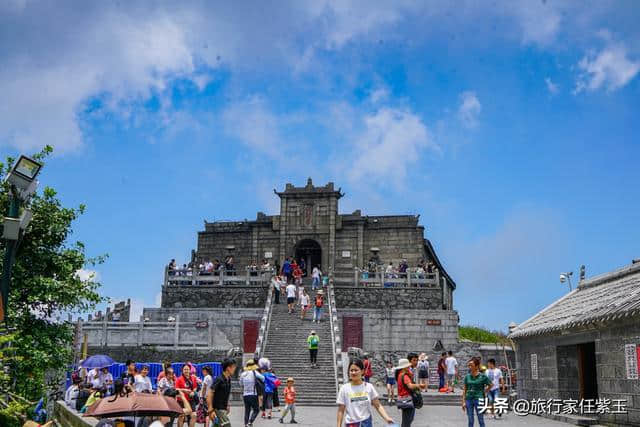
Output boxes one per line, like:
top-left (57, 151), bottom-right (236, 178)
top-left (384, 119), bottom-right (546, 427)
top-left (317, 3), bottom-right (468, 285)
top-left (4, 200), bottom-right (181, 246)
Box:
top-left (342, 316), bottom-right (363, 351)
top-left (243, 319), bottom-right (259, 353)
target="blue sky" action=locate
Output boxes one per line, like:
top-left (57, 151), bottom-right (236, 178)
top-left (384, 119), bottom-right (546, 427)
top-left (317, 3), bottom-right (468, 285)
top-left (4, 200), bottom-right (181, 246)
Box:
top-left (1, 1), bottom-right (639, 330)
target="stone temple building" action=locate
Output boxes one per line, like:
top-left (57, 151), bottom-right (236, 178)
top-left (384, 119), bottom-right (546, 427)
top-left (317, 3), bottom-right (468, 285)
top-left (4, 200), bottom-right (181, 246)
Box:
top-left (509, 260), bottom-right (640, 426)
top-left (81, 180), bottom-right (513, 403)
top-left (195, 178), bottom-right (455, 307)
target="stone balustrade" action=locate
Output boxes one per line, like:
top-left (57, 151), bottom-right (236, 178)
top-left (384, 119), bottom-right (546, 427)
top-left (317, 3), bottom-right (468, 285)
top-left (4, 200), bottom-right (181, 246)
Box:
top-left (165, 266), bottom-right (274, 286)
top-left (347, 268), bottom-right (441, 287)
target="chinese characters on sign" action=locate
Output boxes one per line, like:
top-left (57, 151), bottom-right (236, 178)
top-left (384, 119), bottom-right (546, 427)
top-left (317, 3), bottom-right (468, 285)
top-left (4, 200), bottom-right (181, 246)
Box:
top-left (530, 353), bottom-right (538, 380)
top-left (478, 398), bottom-right (628, 416)
top-left (426, 319), bottom-right (442, 326)
top-left (624, 343), bottom-right (638, 379)
top-left (303, 205), bottom-right (313, 227)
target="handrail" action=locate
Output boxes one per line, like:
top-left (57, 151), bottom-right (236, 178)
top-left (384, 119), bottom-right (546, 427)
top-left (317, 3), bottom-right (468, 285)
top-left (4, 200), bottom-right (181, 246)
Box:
top-left (348, 267), bottom-right (440, 287)
top-left (164, 266), bottom-right (275, 286)
top-left (255, 275), bottom-right (275, 358)
top-left (326, 268), bottom-right (344, 396)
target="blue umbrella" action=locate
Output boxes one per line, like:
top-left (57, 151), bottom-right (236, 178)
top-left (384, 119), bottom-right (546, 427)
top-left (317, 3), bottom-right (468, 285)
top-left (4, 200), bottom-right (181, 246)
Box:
top-left (80, 355), bottom-right (116, 369)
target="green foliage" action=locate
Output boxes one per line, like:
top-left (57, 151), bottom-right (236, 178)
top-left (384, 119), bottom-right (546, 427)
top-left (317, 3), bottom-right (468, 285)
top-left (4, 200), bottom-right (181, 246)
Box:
top-left (459, 325), bottom-right (506, 343)
top-left (0, 146), bottom-right (107, 409)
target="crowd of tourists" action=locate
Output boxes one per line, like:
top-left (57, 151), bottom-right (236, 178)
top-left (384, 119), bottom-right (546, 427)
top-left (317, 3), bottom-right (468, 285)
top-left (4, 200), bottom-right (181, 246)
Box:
top-left (168, 257), bottom-right (277, 277)
top-left (63, 350), bottom-right (505, 427)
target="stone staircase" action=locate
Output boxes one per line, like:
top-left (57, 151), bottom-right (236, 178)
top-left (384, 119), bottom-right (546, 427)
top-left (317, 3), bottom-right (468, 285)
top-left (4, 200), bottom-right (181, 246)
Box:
top-left (263, 290), bottom-right (337, 406)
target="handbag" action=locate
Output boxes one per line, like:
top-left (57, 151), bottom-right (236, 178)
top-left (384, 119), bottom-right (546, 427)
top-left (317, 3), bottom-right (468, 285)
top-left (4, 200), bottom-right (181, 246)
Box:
top-left (395, 373), bottom-right (423, 410)
top-left (196, 396), bottom-right (207, 423)
top-left (396, 396), bottom-right (414, 409)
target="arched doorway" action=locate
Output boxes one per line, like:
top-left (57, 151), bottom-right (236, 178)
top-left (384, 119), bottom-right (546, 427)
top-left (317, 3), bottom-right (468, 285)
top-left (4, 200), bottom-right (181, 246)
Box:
top-left (294, 239), bottom-right (322, 276)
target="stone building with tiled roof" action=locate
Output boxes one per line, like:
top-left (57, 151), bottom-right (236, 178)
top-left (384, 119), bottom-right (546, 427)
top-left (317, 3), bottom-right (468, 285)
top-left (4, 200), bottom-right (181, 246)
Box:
top-left (509, 261), bottom-right (640, 426)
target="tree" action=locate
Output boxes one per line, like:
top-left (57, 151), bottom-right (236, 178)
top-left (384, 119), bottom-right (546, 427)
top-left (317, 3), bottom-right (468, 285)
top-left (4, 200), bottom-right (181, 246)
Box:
top-left (0, 146), bottom-right (106, 422)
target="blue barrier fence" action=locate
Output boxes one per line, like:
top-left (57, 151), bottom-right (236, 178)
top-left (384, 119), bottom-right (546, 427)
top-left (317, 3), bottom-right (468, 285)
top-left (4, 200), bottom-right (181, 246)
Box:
top-left (66, 362), bottom-right (222, 390)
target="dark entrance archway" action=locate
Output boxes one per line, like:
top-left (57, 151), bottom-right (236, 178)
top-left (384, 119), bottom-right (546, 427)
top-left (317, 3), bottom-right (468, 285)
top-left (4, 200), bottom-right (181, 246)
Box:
top-left (295, 239), bottom-right (322, 276)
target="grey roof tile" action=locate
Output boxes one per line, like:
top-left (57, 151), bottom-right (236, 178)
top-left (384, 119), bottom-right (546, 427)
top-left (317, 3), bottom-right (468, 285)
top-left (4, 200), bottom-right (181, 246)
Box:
top-left (509, 262), bottom-right (640, 339)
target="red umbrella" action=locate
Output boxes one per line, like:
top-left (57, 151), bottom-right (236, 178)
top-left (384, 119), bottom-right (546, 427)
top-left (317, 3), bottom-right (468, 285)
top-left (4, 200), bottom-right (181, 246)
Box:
top-left (84, 392), bottom-right (183, 418)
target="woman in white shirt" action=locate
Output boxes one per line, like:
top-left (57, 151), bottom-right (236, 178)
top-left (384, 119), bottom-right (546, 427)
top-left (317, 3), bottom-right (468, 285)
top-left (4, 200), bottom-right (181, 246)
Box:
top-left (134, 365), bottom-right (153, 393)
top-left (299, 289), bottom-right (310, 320)
top-left (240, 360), bottom-right (265, 427)
top-left (337, 359), bottom-right (394, 427)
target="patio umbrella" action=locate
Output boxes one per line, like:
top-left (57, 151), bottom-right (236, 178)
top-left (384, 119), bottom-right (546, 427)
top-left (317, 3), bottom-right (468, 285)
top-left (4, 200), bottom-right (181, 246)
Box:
top-left (80, 355), bottom-right (116, 369)
top-left (84, 392), bottom-right (182, 418)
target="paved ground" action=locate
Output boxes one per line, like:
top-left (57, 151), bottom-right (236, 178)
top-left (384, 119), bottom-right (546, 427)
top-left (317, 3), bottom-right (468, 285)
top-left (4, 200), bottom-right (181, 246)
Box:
top-left (222, 405), bottom-right (573, 426)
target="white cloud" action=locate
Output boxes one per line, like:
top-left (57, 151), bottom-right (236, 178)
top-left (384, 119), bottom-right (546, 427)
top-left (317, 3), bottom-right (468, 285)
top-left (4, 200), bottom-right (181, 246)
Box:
top-left (369, 87), bottom-right (390, 104)
top-left (344, 107), bottom-right (437, 188)
top-left (575, 41), bottom-right (640, 93)
top-left (545, 77), bottom-right (559, 95)
top-left (222, 97), bottom-right (281, 153)
top-left (506, 2), bottom-right (562, 46)
top-left (457, 91), bottom-right (482, 129)
top-left (75, 269), bottom-right (100, 282)
top-left (0, 1), bottom-right (631, 154)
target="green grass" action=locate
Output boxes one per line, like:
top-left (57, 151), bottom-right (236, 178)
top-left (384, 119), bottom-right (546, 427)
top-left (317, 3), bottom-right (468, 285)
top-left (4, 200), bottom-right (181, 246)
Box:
top-left (458, 325), bottom-right (507, 343)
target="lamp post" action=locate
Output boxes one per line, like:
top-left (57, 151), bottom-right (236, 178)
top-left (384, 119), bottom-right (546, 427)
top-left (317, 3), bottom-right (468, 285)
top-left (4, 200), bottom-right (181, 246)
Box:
top-left (559, 271), bottom-right (573, 291)
top-left (1, 155), bottom-right (43, 323)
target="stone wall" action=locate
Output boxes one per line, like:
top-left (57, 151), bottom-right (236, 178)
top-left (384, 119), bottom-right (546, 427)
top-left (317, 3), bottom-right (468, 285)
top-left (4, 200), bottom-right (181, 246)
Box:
top-left (513, 316), bottom-right (640, 426)
top-left (338, 308), bottom-right (458, 354)
top-left (143, 307), bottom-right (263, 349)
top-left (363, 216), bottom-right (425, 268)
top-left (335, 287), bottom-right (443, 310)
top-left (161, 284), bottom-right (268, 308)
top-left (79, 308), bottom-right (263, 364)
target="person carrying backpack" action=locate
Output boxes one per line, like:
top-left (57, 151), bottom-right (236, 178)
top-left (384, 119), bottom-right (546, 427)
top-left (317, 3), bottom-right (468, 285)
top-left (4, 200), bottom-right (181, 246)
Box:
top-left (312, 290), bottom-right (324, 323)
top-left (307, 331), bottom-right (320, 368)
top-left (75, 383), bottom-right (90, 412)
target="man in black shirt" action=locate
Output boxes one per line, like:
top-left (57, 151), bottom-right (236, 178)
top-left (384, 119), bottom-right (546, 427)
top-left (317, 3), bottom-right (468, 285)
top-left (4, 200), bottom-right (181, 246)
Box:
top-left (207, 358), bottom-right (237, 427)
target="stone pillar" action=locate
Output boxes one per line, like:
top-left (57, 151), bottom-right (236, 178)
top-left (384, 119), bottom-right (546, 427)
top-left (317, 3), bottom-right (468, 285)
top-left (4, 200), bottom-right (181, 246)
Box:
top-left (174, 314), bottom-right (180, 348)
top-left (208, 314), bottom-right (214, 348)
top-left (357, 222), bottom-right (364, 269)
top-left (279, 197), bottom-right (287, 264)
top-left (137, 319), bottom-right (144, 346)
top-left (328, 196), bottom-right (336, 272)
top-left (252, 225), bottom-right (258, 263)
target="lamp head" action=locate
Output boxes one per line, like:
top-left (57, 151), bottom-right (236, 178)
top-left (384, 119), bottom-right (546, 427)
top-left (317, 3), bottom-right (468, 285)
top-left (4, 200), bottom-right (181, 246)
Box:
top-left (559, 274), bottom-right (567, 283)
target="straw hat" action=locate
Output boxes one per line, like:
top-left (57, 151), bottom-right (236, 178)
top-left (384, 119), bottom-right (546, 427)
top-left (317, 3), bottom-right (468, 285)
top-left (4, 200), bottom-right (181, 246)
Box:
top-left (286, 377), bottom-right (294, 383)
top-left (317, 289), bottom-right (323, 295)
top-left (245, 360), bottom-right (258, 370)
top-left (310, 330), bottom-right (316, 335)
top-left (394, 358), bottom-right (411, 371)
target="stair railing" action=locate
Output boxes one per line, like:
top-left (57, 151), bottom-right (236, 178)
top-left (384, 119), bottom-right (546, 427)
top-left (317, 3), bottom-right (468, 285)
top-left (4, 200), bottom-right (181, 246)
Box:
top-left (255, 274), bottom-right (275, 358)
top-left (326, 268), bottom-right (346, 396)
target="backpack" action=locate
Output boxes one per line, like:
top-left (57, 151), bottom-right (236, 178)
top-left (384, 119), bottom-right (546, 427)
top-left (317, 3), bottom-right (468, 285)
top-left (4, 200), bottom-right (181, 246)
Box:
top-left (315, 296), bottom-right (323, 308)
top-left (310, 336), bottom-right (319, 346)
top-left (76, 389), bottom-right (90, 411)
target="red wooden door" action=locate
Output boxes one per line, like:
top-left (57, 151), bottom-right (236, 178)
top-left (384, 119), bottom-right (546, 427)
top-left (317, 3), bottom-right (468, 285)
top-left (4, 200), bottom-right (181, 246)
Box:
top-left (243, 319), bottom-right (259, 353)
top-left (342, 316), bottom-right (363, 351)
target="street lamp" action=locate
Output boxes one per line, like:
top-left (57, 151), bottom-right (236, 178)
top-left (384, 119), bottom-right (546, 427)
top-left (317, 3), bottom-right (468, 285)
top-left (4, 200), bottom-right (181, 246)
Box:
top-left (559, 271), bottom-right (573, 291)
top-left (1, 155), bottom-right (43, 323)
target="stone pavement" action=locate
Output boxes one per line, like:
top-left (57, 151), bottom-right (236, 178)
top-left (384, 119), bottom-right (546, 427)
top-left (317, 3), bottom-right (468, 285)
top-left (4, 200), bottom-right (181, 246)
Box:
top-left (222, 405), bottom-right (574, 426)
